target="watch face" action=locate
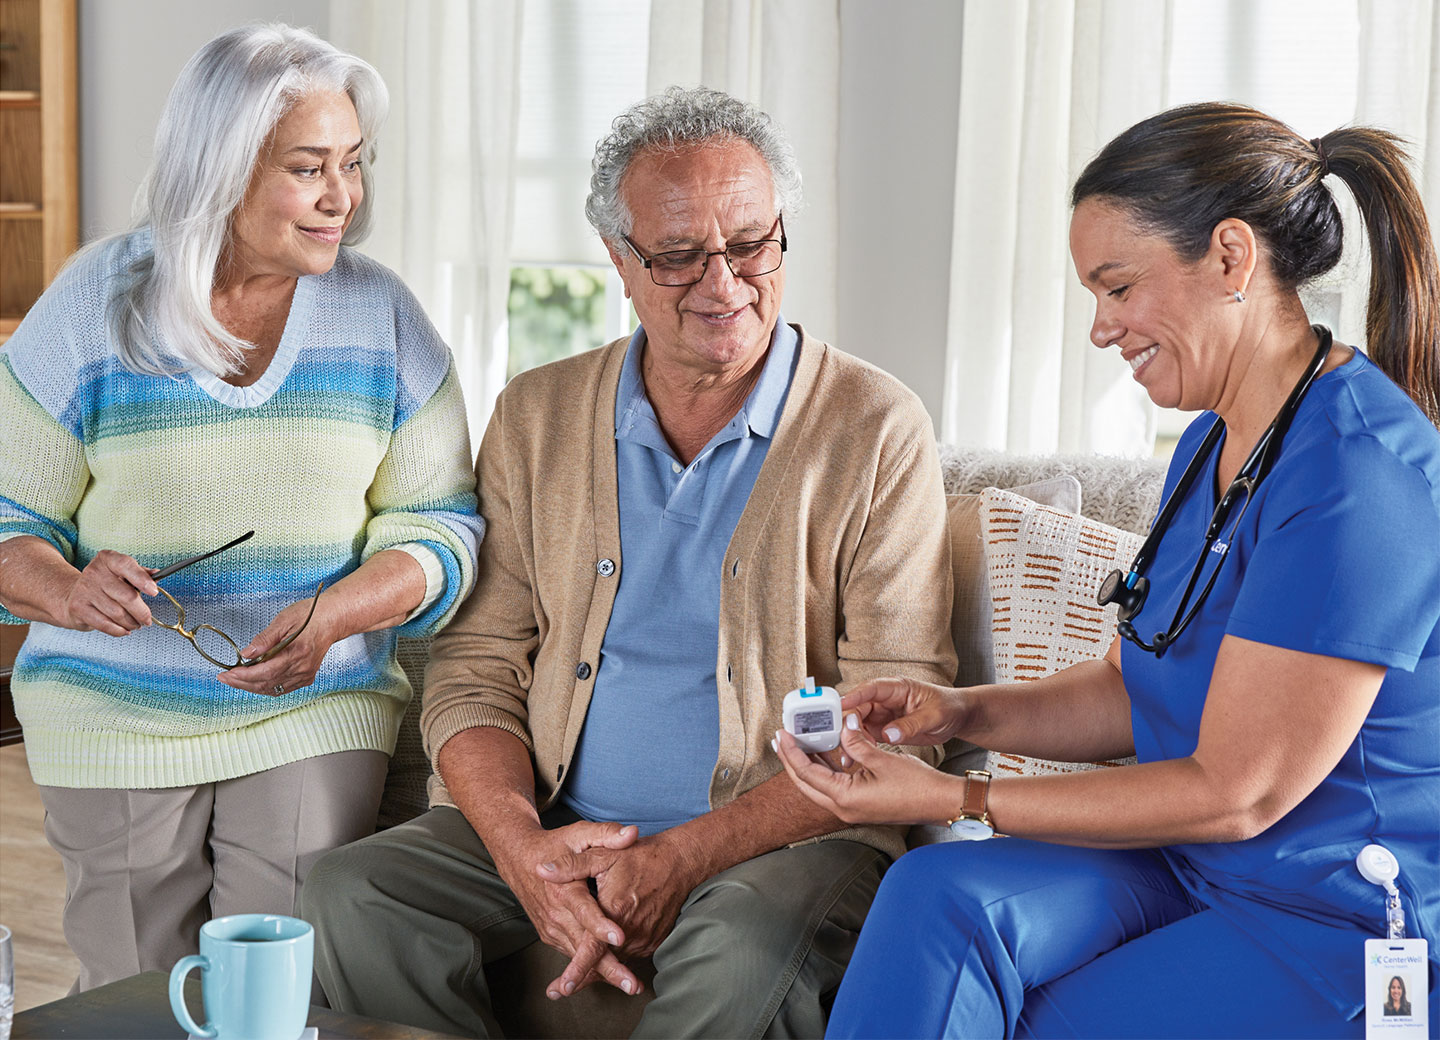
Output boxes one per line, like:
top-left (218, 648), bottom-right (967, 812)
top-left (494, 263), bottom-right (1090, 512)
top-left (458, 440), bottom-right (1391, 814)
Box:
top-left (949, 816), bottom-right (993, 841)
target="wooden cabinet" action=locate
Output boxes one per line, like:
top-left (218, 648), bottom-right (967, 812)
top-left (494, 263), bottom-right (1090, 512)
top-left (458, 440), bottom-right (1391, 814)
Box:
top-left (1, 0), bottom-right (77, 345)
top-left (2, 0), bottom-right (75, 742)
top-left (1, 622), bottom-right (22, 745)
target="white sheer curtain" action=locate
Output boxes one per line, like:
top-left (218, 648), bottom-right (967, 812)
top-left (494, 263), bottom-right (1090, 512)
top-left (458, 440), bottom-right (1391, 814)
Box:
top-left (943, 0), bottom-right (1168, 456)
top-left (328, 0), bottom-right (521, 446)
top-left (648, 0), bottom-right (841, 339)
top-left (942, 0), bottom-right (1439, 457)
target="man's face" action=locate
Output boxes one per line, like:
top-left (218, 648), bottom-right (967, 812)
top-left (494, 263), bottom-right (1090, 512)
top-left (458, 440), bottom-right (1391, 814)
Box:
top-left (607, 139), bottom-right (785, 378)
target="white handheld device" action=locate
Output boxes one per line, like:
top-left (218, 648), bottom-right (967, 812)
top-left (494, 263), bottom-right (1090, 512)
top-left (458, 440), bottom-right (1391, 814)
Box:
top-left (782, 677), bottom-right (843, 753)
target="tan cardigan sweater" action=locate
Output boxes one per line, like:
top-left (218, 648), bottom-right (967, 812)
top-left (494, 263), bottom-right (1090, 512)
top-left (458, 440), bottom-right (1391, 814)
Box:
top-left (422, 327), bottom-right (956, 859)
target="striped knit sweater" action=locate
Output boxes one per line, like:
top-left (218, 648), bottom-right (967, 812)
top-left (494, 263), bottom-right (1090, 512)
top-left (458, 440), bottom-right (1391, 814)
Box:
top-left (0, 231), bottom-right (483, 788)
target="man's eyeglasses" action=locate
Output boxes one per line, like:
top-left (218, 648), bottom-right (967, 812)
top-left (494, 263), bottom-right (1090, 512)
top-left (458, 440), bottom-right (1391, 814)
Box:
top-left (149, 583), bottom-right (325, 670)
top-left (622, 214), bottom-right (787, 286)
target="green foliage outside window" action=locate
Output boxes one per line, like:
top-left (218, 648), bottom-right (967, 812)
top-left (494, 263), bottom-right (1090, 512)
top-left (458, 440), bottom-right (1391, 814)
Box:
top-left (507, 266), bottom-right (611, 381)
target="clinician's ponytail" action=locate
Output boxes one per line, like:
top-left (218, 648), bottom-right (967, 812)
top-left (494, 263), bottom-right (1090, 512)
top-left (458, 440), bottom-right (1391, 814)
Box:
top-left (1072, 103), bottom-right (1440, 426)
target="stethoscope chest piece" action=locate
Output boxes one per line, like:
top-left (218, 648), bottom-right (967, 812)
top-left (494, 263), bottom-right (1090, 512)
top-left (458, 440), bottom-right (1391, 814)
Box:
top-left (1098, 569), bottom-right (1148, 622)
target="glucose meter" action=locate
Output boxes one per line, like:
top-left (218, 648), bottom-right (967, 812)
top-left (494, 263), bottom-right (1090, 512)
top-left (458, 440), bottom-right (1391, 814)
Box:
top-left (782, 677), bottom-right (843, 753)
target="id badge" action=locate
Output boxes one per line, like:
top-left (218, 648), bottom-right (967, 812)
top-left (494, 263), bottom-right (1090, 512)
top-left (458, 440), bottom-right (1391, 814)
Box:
top-left (1365, 938), bottom-right (1429, 1038)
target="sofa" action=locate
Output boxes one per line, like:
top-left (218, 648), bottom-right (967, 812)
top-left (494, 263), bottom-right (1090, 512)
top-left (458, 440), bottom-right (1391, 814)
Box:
top-left (371, 445), bottom-right (1169, 1038)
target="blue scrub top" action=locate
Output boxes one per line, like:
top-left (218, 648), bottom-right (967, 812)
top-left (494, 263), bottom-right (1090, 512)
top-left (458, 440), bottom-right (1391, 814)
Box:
top-left (1122, 349), bottom-right (1440, 1016)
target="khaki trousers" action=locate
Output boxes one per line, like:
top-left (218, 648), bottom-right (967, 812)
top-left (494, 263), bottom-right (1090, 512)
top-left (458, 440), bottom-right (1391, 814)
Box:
top-left (38, 748), bottom-right (389, 992)
top-left (301, 805), bottom-right (888, 1039)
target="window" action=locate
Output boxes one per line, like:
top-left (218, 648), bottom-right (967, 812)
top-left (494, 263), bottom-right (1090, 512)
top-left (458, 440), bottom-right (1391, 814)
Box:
top-left (506, 0), bottom-right (648, 380)
top-left (507, 265), bottom-right (635, 380)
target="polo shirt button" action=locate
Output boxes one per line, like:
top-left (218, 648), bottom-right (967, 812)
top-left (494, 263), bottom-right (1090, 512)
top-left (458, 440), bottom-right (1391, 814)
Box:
top-left (575, 662), bottom-right (592, 680)
top-left (671, 460), bottom-right (683, 474)
top-left (721, 768), bottom-right (731, 780)
top-left (596, 558), bottom-right (616, 577)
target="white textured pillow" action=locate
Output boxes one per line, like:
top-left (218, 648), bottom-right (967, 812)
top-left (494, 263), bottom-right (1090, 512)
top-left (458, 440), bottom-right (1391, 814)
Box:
top-left (978, 486), bottom-right (1143, 777)
top-left (949, 473), bottom-right (1081, 690)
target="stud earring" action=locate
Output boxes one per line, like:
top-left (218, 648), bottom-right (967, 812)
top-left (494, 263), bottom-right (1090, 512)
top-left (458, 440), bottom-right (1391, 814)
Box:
top-left (1233, 290), bottom-right (1246, 304)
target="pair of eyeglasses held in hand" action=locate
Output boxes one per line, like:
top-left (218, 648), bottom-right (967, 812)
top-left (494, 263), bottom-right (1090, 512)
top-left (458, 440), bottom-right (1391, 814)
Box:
top-left (146, 531), bottom-right (325, 670)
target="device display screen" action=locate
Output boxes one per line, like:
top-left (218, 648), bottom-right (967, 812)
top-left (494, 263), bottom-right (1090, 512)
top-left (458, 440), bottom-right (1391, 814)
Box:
top-left (793, 709), bottom-right (835, 735)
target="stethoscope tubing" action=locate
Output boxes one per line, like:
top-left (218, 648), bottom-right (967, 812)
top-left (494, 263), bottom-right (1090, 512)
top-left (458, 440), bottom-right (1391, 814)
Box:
top-left (1105, 326), bottom-right (1335, 657)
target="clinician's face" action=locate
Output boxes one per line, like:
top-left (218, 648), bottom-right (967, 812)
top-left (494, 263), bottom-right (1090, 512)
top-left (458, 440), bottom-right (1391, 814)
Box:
top-left (1069, 198), bottom-right (1235, 413)
top-left (1390, 978), bottom-right (1404, 1003)
top-left (229, 91), bottom-right (364, 282)
top-left (607, 139), bottom-right (785, 379)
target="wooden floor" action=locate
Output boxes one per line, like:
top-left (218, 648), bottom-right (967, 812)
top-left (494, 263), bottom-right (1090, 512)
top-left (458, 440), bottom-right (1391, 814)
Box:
top-left (0, 743), bottom-right (79, 1011)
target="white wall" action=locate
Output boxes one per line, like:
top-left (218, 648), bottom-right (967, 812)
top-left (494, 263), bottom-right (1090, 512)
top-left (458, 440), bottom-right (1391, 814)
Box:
top-left (78, 0), bottom-right (330, 240)
top-left (836, 0), bottom-right (962, 428)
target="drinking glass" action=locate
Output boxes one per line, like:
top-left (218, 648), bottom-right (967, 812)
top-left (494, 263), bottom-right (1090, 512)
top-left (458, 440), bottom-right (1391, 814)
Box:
top-left (0, 923), bottom-right (13, 1040)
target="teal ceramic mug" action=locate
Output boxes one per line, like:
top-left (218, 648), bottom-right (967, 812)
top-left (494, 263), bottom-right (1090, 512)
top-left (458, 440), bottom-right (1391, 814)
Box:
top-left (169, 914), bottom-right (313, 1040)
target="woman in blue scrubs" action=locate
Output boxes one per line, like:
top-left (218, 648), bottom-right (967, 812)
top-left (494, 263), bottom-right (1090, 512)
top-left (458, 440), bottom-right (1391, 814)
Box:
top-left (776, 103), bottom-right (1439, 1039)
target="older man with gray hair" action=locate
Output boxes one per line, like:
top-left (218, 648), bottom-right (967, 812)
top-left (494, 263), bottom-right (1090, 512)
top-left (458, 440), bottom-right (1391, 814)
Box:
top-left (303, 86), bottom-right (955, 1038)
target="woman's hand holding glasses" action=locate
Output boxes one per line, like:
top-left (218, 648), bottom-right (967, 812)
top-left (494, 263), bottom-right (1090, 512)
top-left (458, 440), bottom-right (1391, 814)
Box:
top-left (212, 588), bottom-right (332, 697)
top-left (57, 549), bottom-right (162, 636)
top-left (42, 530), bottom-right (329, 698)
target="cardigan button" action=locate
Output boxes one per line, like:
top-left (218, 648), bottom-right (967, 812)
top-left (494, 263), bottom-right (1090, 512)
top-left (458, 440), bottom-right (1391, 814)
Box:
top-left (575, 662), bottom-right (592, 680)
top-left (596, 558), bottom-right (616, 577)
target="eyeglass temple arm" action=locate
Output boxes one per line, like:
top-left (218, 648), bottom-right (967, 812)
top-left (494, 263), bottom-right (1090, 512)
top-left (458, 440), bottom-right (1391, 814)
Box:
top-left (152, 530), bottom-right (255, 581)
top-left (241, 582), bottom-right (326, 666)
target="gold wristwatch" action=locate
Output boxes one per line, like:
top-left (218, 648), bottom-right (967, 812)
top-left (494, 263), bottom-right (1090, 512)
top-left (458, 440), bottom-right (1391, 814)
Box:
top-left (947, 769), bottom-right (997, 840)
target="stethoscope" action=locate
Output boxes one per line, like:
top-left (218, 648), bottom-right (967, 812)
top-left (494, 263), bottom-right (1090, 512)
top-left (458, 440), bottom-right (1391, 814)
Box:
top-left (1097, 326), bottom-right (1334, 658)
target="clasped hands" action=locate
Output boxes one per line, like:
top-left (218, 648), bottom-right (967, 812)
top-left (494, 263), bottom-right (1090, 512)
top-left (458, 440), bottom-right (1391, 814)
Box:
top-left (499, 821), bottom-right (704, 1001)
top-left (509, 677), bottom-right (973, 1001)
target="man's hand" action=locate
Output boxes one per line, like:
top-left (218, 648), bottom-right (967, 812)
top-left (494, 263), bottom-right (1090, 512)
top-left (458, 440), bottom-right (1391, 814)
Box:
top-left (537, 827), bottom-right (705, 971)
top-left (490, 819), bottom-right (643, 999)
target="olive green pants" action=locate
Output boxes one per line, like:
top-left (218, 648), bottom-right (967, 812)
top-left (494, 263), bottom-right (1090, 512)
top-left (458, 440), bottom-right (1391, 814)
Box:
top-left (301, 805), bottom-right (887, 1039)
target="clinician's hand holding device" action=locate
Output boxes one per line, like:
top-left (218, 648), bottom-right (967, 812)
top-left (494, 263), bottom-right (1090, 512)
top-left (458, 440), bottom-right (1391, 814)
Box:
top-left (782, 676), bottom-right (843, 753)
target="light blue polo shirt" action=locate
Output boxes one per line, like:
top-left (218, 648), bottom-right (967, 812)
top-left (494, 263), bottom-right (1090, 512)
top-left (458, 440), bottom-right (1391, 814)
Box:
top-left (561, 319), bottom-right (799, 835)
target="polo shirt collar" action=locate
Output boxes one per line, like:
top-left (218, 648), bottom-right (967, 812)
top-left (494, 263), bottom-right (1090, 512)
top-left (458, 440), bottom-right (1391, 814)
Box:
top-left (615, 317), bottom-right (797, 449)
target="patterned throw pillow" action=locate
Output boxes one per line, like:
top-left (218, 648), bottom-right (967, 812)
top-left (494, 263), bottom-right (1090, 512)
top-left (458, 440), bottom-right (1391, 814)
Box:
top-left (978, 486), bottom-right (1144, 776)
top-left (949, 474), bottom-right (1081, 690)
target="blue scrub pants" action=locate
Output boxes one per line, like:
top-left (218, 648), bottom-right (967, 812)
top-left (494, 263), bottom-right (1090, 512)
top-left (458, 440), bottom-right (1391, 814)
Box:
top-left (827, 839), bottom-right (1358, 1039)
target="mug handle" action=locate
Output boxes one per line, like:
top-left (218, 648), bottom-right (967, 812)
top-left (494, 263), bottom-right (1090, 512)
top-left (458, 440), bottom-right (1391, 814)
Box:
top-left (169, 954), bottom-right (218, 1038)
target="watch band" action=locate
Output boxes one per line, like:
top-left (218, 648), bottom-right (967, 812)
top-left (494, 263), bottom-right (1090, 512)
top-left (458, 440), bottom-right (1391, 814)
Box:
top-left (959, 768), bottom-right (991, 819)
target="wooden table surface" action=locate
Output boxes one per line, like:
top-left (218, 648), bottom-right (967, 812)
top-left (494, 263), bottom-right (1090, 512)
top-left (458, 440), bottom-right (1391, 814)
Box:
top-left (13, 970), bottom-right (465, 1039)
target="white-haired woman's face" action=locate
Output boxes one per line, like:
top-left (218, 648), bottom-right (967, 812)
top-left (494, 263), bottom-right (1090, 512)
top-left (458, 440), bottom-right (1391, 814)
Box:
top-left (229, 91), bottom-right (363, 282)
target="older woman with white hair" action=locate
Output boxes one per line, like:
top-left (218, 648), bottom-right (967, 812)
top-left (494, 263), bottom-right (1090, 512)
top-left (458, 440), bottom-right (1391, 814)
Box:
top-left (0, 24), bottom-right (483, 991)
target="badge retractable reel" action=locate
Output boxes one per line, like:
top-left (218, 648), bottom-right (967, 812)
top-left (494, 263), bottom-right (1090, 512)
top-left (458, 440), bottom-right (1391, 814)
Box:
top-left (782, 677), bottom-right (842, 753)
top-left (1358, 844), bottom-right (1428, 1038)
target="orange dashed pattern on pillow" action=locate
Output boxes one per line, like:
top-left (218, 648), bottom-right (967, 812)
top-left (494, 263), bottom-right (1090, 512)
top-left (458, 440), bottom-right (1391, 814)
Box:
top-left (978, 486), bottom-right (1145, 776)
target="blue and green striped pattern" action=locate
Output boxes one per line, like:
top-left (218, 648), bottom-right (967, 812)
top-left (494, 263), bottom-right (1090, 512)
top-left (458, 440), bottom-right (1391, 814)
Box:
top-left (0, 234), bottom-right (482, 788)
